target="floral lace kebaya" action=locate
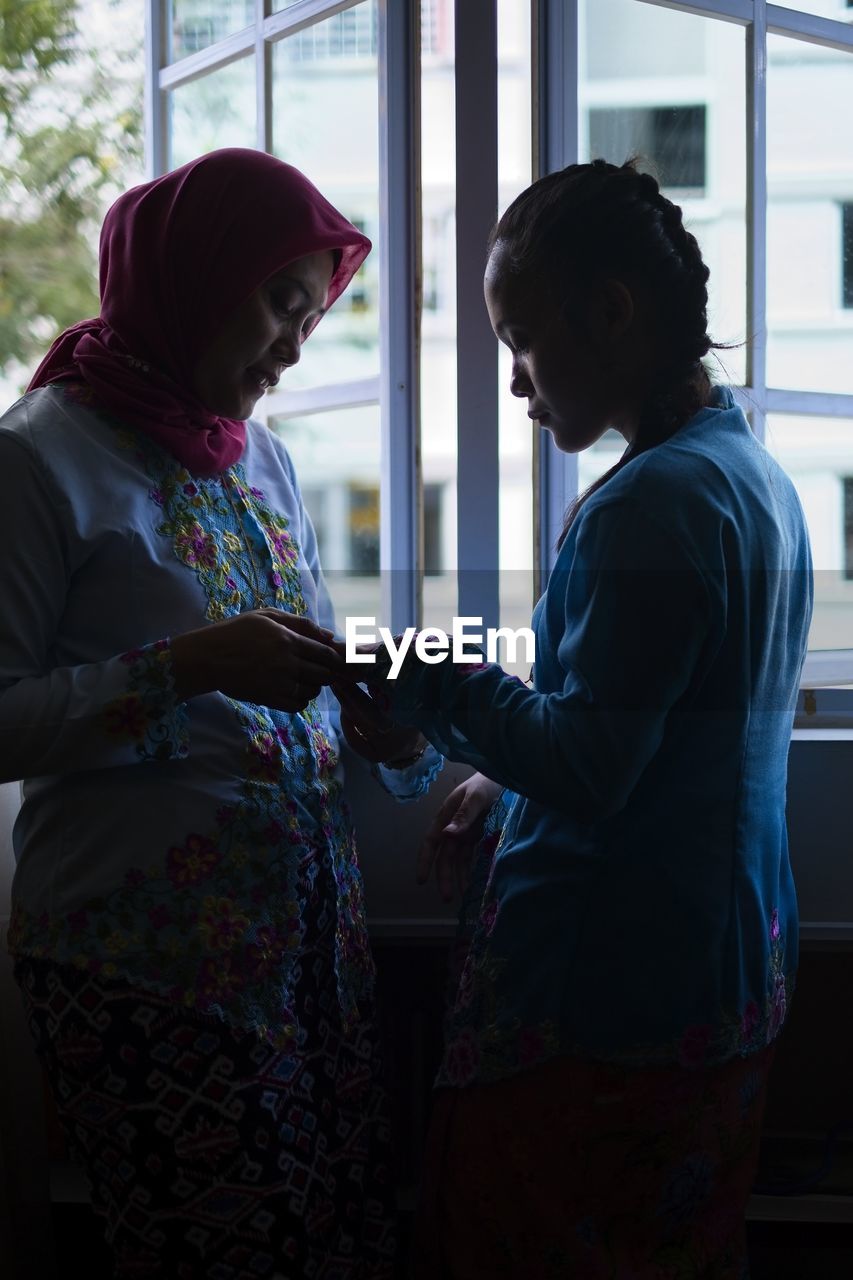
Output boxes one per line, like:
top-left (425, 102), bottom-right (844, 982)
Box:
top-left (7, 401), bottom-right (375, 1045)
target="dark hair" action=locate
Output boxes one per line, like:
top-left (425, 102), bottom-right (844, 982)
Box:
top-left (489, 158), bottom-right (731, 547)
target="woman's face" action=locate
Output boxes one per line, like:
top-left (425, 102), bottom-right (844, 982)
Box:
top-left (483, 241), bottom-right (637, 452)
top-left (193, 249), bottom-right (335, 419)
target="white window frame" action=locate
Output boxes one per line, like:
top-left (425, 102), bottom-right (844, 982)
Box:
top-left (536, 0), bottom-right (853, 727)
top-left (145, 0), bottom-right (420, 631)
top-left (144, 0), bottom-right (853, 719)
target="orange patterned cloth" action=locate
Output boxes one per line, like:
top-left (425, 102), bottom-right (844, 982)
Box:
top-left (412, 1042), bottom-right (776, 1279)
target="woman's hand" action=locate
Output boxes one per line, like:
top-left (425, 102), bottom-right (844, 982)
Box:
top-left (418, 773), bottom-right (504, 902)
top-left (170, 609), bottom-right (346, 713)
top-left (330, 680), bottom-right (425, 766)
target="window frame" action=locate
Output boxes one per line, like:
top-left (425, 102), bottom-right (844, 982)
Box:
top-left (145, 0), bottom-right (853, 718)
top-left (147, 0), bottom-right (420, 631)
top-left (538, 0), bottom-right (853, 724)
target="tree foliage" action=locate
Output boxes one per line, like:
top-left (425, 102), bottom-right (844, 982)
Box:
top-left (0, 0), bottom-right (143, 383)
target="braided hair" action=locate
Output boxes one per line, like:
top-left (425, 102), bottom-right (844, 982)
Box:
top-left (489, 158), bottom-right (728, 545)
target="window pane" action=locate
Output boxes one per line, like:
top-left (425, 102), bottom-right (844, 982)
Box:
top-left (766, 35), bottom-right (853, 395)
top-left (170, 0), bottom-right (254, 61)
top-left (268, 407), bottom-right (382, 624)
top-left (765, 414), bottom-right (853, 651)
top-left (588, 105), bottom-right (707, 193)
top-left (580, 0), bottom-right (747, 392)
top-left (421, 0), bottom-right (458, 634)
top-left (498, 0), bottom-right (534, 673)
top-left (169, 56), bottom-right (256, 169)
top-left (271, 0), bottom-right (379, 391)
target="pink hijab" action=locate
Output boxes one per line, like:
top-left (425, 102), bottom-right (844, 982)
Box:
top-left (27, 148), bottom-right (372, 476)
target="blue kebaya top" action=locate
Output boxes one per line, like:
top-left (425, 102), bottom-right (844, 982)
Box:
top-left (384, 387), bottom-right (813, 1083)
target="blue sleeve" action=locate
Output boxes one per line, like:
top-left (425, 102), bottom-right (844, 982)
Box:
top-left (0, 432), bottom-right (188, 783)
top-left (277, 439), bottom-right (443, 801)
top-left (384, 500), bottom-right (712, 823)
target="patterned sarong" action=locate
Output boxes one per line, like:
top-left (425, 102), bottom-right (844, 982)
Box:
top-left (14, 939), bottom-right (396, 1279)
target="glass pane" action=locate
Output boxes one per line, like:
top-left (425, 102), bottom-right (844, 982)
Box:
top-left (170, 0), bottom-right (254, 62)
top-left (767, 35), bottom-right (853, 395)
top-left (497, 0), bottom-right (534, 676)
top-left (268, 406), bottom-right (382, 624)
top-left (169, 56), bottom-right (256, 170)
top-left (580, 0), bottom-right (747, 389)
top-left (765, 414), bottom-right (853, 651)
top-left (271, 0), bottom-right (379, 391)
top-left (421, 0), bottom-right (458, 635)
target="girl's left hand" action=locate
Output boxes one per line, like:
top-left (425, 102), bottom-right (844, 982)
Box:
top-left (330, 680), bottom-right (425, 765)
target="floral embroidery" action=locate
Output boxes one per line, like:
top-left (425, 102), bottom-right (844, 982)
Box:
top-left (174, 522), bottom-right (218, 571)
top-left (658, 1152), bottom-right (714, 1227)
top-left (101, 693), bottom-right (147, 740)
top-left (8, 415), bottom-right (375, 1045)
top-left (100, 640), bottom-right (188, 762)
top-left (167, 835), bottom-right (220, 886)
top-left (128, 434), bottom-right (307, 620)
top-left (442, 1027), bottom-right (481, 1086)
top-left (197, 897), bottom-right (251, 950)
top-left (60, 380), bottom-right (97, 407)
top-left (434, 787), bottom-right (795, 1086)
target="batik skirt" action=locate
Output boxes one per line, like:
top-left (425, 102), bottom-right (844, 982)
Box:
top-left (13, 928), bottom-right (397, 1279)
top-left (411, 1041), bottom-right (776, 1280)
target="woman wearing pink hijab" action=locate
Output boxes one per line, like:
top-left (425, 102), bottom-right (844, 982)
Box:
top-left (0, 148), bottom-right (436, 1278)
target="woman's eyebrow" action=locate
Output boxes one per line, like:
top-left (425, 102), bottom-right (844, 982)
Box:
top-left (273, 276), bottom-right (327, 316)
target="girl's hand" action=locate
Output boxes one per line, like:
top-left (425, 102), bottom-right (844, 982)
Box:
top-left (418, 773), bottom-right (504, 902)
top-left (170, 609), bottom-right (346, 712)
top-left (330, 680), bottom-right (425, 765)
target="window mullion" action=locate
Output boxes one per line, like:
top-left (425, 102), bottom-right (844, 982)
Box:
top-left (265, 376), bottom-right (381, 418)
top-left (145, 1), bottom-right (168, 177)
top-left (378, 0), bottom-right (420, 631)
top-left (455, 0), bottom-right (500, 632)
top-left (263, 0), bottom-right (363, 43)
top-left (635, 0), bottom-right (752, 21)
top-left (767, 3), bottom-right (853, 53)
top-left (257, 0), bottom-right (271, 152)
top-left (159, 28), bottom-right (255, 88)
top-left (532, 0), bottom-right (579, 590)
top-left (747, 0), bottom-right (768, 440)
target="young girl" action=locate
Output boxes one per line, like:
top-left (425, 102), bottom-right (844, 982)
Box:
top-left (336, 159), bottom-right (813, 1278)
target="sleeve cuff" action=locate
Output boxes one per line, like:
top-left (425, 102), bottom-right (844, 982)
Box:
top-left (103, 639), bottom-right (190, 762)
top-left (371, 742), bottom-right (444, 801)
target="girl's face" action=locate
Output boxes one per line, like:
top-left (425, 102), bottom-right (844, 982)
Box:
top-left (483, 241), bottom-right (638, 452)
top-left (193, 249), bottom-right (335, 419)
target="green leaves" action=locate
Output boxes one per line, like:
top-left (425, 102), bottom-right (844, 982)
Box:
top-left (0, 0), bottom-right (78, 117)
top-left (0, 0), bottom-right (143, 383)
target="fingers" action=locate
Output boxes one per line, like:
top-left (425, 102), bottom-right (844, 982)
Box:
top-left (425, 836), bottom-right (474, 904)
top-left (255, 612), bottom-right (347, 681)
top-left (331, 681), bottom-right (393, 734)
top-left (270, 677), bottom-right (322, 714)
top-left (416, 779), bottom-right (489, 901)
top-left (339, 710), bottom-right (387, 763)
top-left (260, 609), bottom-right (334, 643)
top-left (416, 788), bottom-right (462, 883)
top-left (290, 634), bottom-right (348, 676)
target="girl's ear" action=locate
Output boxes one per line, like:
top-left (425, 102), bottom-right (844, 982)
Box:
top-left (586, 278), bottom-right (635, 348)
